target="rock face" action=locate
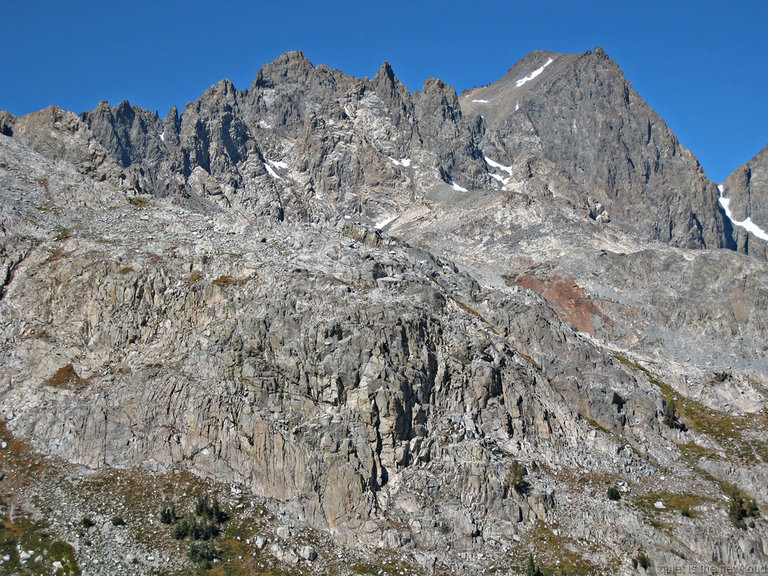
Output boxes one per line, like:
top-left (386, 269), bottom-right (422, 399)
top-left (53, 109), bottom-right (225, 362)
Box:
top-left (721, 142), bottom-right (768, 259)
top-left (461, 48), bottom-right (732, 250)
top-left (0, 49), bottom-right (767, 576)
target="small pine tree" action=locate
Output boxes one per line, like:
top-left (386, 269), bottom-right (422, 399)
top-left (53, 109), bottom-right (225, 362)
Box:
top-left (607, 486), bottom-right (622, 501)
top-left (210, 496), bottom-right (228, 523)
top-left (160, 505), bottom-right (176, 524)
top-left (525, 554), bottom-right (543, 576)
top-left (171, 518), bottom-right (190, 540)
top-left (195, 494), bottom-right (210, 517)
top-left (634, 551), bottom-right (651, 569)
top-left (189, 540), bottom-right (218, 569)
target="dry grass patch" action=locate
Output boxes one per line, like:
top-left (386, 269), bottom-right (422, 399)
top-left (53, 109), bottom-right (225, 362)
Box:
top-left (212, 275), bottom-right (248, 287)
top-left (47, 364), bottom-right (89, 390)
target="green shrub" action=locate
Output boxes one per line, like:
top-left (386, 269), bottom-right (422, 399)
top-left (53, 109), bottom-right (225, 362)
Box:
top-left (195, 494), bottom-right (228, 523)
top-left (525, 553), bottom-right (543, 576)
top-left (727, 486), bottom-right (759, 529)
top-left (189, 540), bottom-right (218, 569)
top-left (171, 515), bottom-right (220, 541)
top-left (607, 486), bottom-right (621, 501)
top-left (111, 516), bottom-right (126, 526)
top-left (633, 551), bottom-right (651, 569)
top-left (80, 516), bottom-right (95, 529)
top-left (195, 494), bottom-right (210, 516)
top-left (663, 399), bottom-right (684, 430)
top-left (508, 461), bottom-right (530, 494)
top-left (171, 518), bottom-right (190, 539)
top-left (159, 505), bottom-right (177, 524)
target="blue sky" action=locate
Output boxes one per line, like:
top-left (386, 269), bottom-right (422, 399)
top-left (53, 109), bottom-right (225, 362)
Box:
top-left (1, 0), bottom-right (766, 183)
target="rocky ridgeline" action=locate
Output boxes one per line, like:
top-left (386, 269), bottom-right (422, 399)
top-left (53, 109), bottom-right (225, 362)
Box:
top-left (4, 49), bottom-right (763, 254)
top-left (0, 48), bottom-right (767, 575)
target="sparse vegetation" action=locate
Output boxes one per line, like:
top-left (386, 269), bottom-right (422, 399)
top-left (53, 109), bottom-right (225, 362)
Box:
top-left (633, 551), bottom-right (651, 569)
top-left (160, 504), bottom-right (178, 524)
top-left (188, 539), bottom-right (219, 569)
top-left (725, 484), bottom-right (759, 529)
top-left (47, 364), bottom-right (89, 389)
top-left (45, 248), bottom-right (68, 262)
top-left (635, 491), bottom-right (708, 519)
top-left (212, 274), bottom-right (247, 287)
top-left (111, 515), bottom-right (126, 526)
top-left (525, 554), bottom-right (543, 576)
top-left (520, 521), bottom-right (603, 576)
top-left (36, 177), bottom-right (50, 193)
top-left (508, 460), bottom-right (530, 494)
top-left (607, 486), bottom-right (621, 501)
top-left (611, 351), bottom-right (768, 464)
top-left (0, 496), bottom-right (81, 575)
top-left (183, 271), bottom-right (204, 284)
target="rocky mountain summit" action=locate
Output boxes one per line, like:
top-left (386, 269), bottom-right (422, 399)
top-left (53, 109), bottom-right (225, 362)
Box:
top-left (0, 48), bottom-right (766, 576)
top-left (460, 48), bottom-right (731, 250)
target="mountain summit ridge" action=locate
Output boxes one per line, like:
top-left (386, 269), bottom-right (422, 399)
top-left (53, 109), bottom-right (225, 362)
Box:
top-left (4, 47), bottom-right (759, 253)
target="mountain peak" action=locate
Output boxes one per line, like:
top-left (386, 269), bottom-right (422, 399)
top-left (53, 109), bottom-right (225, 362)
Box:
top-left (374, 61), bottom-right (395, 83)
top-left (252, 50), bottom-right (315, 89)
top-left (461, 48), bottom-right (728, 249)
top-left (372, 60), bottom-right (411, 109)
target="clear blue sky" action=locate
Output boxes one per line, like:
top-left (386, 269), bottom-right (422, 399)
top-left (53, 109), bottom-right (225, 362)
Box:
top-left (1, 0), bottom-right (766, 183)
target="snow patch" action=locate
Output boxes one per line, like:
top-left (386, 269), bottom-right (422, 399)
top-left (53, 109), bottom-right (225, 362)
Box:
top-left (259, 120), bottom-right (272, 129)
top-left (515, 57), bottom-right (554, 88)
top-left (268, 160), bottom-right (288, 169)
top-left (484, 156), bottom-right (513, 186)
top-left (159, 131), bottom-right (165, 142)
top-left (448, 179), bottom-right (468, 192)
top-left (484, 156), bottom-right (514, 176)
top-left (472, 99), bottom-right (491, 103)
top-left (718, 185), bottom-right (768, 243)
top-left (515, 102), bottom-right (520, 111)
top-left (375, 215), bottom-right (398, 229)
top-left (264, 163), bottom-right (283, 180)
top-left (389, 157), bottom-right (412, 167)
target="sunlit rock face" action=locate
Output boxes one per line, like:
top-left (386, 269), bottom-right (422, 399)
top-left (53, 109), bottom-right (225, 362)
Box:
top-left (0, 49), bottom-right (766, 575)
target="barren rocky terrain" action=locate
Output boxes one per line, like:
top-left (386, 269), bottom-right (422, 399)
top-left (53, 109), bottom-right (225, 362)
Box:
top-left (0, 48), bottom-right (766, 575)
